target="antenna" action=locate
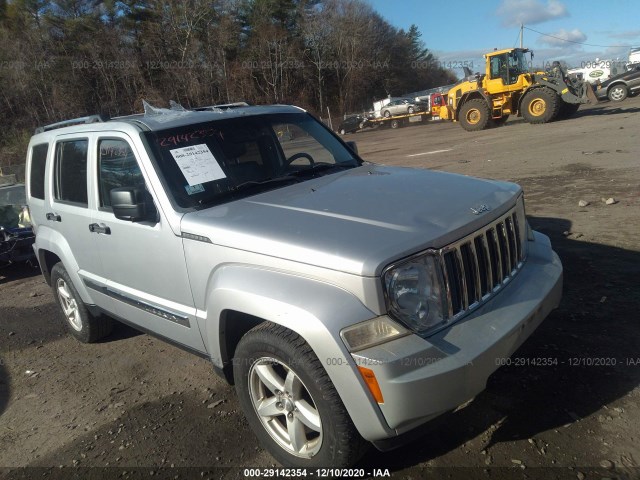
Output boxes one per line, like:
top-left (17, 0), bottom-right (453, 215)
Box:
top-left (520, 23), bottom-right (524, 48)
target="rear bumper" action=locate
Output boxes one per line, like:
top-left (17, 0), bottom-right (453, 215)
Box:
top-left (351, 231), bottom-right (562, 440)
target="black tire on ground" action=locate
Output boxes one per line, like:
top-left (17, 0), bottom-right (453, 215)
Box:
top-left (491, 115), bottom-right (510, 127)
top-left (521, 88), bottom-right (559, 124)
top-left (556, 102), bottom-right (580, 119)
top-left (608, 84), bottom-right (628, 102)
top-left (390, 119), bottom-right (401, 129)
top-left (458, 98), bottom-right (491, 131)
top-left (382, 110), bottom-right (391, 118)
top-left (50, 263), bottom-right (113, 343)
top-left (234, 322), bottom-right (368, 468)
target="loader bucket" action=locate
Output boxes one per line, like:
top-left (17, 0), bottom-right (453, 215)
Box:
top-left (584, 82), bottom-right (598, 104)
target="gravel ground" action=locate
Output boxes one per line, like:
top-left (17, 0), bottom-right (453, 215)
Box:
top-left (1, 96), bottom-right (640, 480)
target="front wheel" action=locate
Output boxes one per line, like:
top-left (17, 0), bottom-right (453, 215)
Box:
top-left (234, 323), bottom-right (368, 467)
top-left (50, 263), bottom-right (113, 343)
top-left (608, 84), bottom-right (628, 102)
top-left (458, 99), bottom-right (491, 131)
top-left (521, 88), bottom-right (559, 124)
top-left (408, 106), bottom-right (415, 114)
top-left (382, 110), bottom-right (391, 118)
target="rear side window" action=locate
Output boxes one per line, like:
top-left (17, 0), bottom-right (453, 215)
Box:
top-left (54, 139), bottom-right (88, 206)
top-left (29, 143), bottom-right (48, 200)
top-left (98, 139), bottom-right (145, 208)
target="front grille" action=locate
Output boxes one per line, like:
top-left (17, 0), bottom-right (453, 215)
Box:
top-left (438, 203), bottom-right (527, 319)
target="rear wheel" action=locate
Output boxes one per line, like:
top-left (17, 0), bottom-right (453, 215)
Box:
top-left (408, 106), bottom-right (415, 114)
top-left (459, 99), bottom-right (491, 131)
top-left (234, 323), bottom-right (368, 467)
top-left (390, 119), bottom-right (401, 129)
top-left (50, 263), bottom-right (113, 343)
top-left (608, 84), bottom-right (628, 102)
top-left (521, 88), bottom-right (559, 124)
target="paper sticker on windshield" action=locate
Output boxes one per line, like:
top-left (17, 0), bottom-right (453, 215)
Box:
top-left (170, 144), bottom-right (226, 186)
top-left (185, 184), bottom-right (205, 195)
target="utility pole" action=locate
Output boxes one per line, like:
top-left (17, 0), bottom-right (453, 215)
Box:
top-left (520, 23), bottom-right (524, 48)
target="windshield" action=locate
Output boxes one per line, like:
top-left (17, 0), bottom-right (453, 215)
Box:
top-left (144, 112), bottom-right (359, 209)
top-left (509, 50), bottom-right (529, 75)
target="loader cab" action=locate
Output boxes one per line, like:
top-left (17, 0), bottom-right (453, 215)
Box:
top-left (485, 48), bottom-right (532, 92)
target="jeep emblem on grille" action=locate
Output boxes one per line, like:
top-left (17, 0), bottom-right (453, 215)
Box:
top-left (470, 204), bottom-right (490, 215)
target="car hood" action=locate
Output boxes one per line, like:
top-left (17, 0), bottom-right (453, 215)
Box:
top-left (180, 165), bottom-right (521, 276)
top-left (601, 68), bottom-right (640, 87)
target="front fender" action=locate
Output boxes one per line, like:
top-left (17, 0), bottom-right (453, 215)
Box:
top-left (201, 264), bottom-right (395, 441)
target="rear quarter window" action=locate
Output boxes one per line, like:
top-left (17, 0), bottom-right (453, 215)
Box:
top-left (29, 143), bottom-right (48, 200)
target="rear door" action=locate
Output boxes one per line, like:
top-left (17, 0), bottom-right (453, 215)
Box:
top-left (49, 134), bottom-right (114, 311)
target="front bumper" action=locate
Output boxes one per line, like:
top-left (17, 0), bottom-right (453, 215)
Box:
top-left (351, 231), bottom-right (562, 440)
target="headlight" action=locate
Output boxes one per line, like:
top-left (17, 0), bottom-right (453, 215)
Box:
top-left (383, 254), bottom-right (447, 333)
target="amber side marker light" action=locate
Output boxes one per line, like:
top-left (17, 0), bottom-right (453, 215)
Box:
top-left (358, 366), bottom-right (384, 404)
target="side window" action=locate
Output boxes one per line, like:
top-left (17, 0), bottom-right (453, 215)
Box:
top-left (54, 139), bottom-right (88, 206)
top-left (29, 143), bottom-right (48, 200)
top-left (490, 55), bottom-right (506, 80)
top-left (98, 139), bottom-right (146, 208)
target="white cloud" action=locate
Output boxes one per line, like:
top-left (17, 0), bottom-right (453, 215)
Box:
top-left (607, 30), bottom-right (640, 41)
top-left (537, 28), bottom-right (587, 47)
top-left (497, 0), bottom-right (568, 27)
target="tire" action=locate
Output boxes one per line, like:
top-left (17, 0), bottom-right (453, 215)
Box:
top-left (234, 322), bottom-right (368, 468)
top-left (382, 110), bottom-right (391, 118)
top-left (408, 106), bottom-right (415, 114)
top-left (556, 102), bottom-right (580, 119)
top-left (608, 84), bottom-right (628, 102)
top-left (521, 88), bottom-right (559, 124)
top-left (339, 129), bottom-right (346, 135)
top-left (390, 119), bottom-right (401, 129)
top-left (50, 263), bottom-right (113, 343)
top-left (458, 98), bottom-right (491, 131)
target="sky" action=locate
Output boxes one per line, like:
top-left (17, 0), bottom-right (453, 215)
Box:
top-left (366, 0), bottom-right (639, 76)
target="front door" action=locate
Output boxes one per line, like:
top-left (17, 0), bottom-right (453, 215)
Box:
top-left (89, 134), bottom-right (206, 353)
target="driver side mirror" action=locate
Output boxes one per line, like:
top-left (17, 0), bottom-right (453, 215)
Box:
top-left (345, 141), bottom-right (358, 155)
top-left (110, 187), bottom-right (156, 222)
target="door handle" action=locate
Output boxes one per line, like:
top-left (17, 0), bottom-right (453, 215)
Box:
top-left (88, 223), bottom-right (111, 235)
top-left (46, 212), bottom-right (61, 222)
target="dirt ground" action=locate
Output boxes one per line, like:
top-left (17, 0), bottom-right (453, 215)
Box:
top-left (1, 96), bottom-right (640, 480)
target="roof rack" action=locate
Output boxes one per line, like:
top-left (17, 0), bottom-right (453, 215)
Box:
top-left (193, 102), bottom-right (250, 111)
top-left (34, 114), bottom-right (110, 134)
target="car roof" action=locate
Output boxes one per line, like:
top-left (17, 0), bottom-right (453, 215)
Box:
top-left (31, 104), bottom-right (306, 140)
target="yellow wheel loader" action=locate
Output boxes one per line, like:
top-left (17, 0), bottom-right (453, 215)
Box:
top-left (440, 48), bottom-right (598, 131)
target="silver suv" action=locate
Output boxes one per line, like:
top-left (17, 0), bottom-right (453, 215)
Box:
top-left (26, 104), bottom-right (562, 468)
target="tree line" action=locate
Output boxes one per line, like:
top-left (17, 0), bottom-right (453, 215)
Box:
top-left (0, 0), bottom-right (456, 167)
